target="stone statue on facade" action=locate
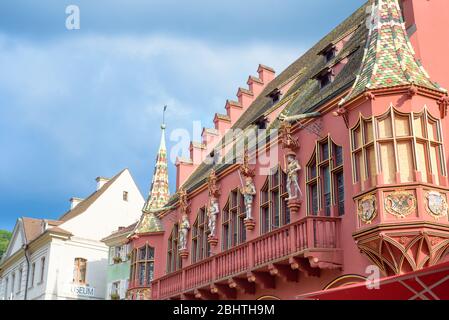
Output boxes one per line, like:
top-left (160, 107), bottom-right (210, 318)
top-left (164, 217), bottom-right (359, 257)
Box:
top-left (286, 154), bottom-right (302, 200)
top-left (207, 169), bottom-right (220, 246)
top-left (177, 188), bottom-right (191, 258)
top-left (178, 213), bottom-right (190, 251)
top-left (240, 176), bottom-right (257, 221)
top-left (238, 148), bottom-right (257, 230)
top-left (208, 197), bottom-right (219, 236)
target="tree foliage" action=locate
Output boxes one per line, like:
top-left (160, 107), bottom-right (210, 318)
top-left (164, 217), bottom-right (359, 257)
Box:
top-left (0, 230), bottom-right (12, 259)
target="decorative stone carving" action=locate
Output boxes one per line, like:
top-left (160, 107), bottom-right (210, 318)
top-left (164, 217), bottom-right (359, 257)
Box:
top-left (207, 168), bottom-right (221, 198)
top-left (425, 191), bottom-right (448, 220)
top-left (358, 194), bottom-right (377, 224)
top-left (384, 191), bottom-right (416, 219)
top-left (178, 187), bottom-right (191, 215)
top-left (279, 121), bottom-right (299, 151)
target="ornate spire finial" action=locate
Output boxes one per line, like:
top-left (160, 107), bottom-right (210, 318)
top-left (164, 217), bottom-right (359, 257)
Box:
top-left (142, 105), bottom-right (170, 213)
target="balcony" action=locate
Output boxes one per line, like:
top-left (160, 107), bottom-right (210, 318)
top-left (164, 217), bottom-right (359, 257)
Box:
top-left (151, 215), bottom-right (342, 300)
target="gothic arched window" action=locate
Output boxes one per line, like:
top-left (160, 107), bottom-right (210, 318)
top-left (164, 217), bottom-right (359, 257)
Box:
top-left (222, 189), bottom-right (246, 250)
top-left (306, 137), bottom-right (344, 216)
top-left (192, 207), bottom-right (210, 263)
top-left (260, 167), bottom-right (289, 234)
top-left (130, 245), bottom-right (154, 286)
top-left (167, 224), bottom-right (181, 273)
top-left (351, 107), bottom-right (445, 186)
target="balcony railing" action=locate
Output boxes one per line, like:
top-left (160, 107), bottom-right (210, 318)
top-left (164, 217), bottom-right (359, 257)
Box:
top-left (152, 215), bottom-right (341, 300)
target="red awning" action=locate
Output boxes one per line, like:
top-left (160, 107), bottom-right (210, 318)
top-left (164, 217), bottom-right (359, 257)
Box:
top-left (297, 261), bottom-right (449, 300)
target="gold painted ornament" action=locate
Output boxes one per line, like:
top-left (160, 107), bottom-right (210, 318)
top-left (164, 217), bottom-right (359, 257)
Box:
top-left (425, 191), bottom-right (448, 220)
top-left (384, 191), bottom-right (416, 218)
top-left (358, 194), bottom-right (377, 224)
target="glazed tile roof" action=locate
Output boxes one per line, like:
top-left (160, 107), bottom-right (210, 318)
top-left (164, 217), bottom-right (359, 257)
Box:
top-left (135, 123), bottom-right (169, 234)
top-left (340, 0), bottom-right (445, 105)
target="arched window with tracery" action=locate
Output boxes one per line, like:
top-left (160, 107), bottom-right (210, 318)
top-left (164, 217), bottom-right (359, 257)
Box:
top-left (167, 224), bottom-right (181, 273)
top-left (351, 107), bottom-right (446, 186)
top-left (192, 207), bottom-right (210, 263)
top-left (260, 167), bottom-right (289, 234)
top-left (306, 136), bottom-right (344, 216)
top-left (130, 245), bottom-right (154, 286)
top-left (222, 189), bottom-right (246, 250)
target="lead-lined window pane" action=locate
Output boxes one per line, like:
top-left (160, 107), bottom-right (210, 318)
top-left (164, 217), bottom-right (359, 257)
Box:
top-left (395, 114), bottom-right (411, 137)
top-left (397, 141), bottom-right (414, 183)
top-left (378, 116), bottom-right (393, 138)
top-left (380, 142), bottom-right (396, 184)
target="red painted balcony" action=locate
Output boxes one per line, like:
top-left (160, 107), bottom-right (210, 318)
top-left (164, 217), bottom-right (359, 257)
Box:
top-left (151, 215), bottom-right (342, 300)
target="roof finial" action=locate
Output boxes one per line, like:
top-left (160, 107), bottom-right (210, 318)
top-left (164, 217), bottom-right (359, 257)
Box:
top-left (162, 105), bottom-right (167, 130)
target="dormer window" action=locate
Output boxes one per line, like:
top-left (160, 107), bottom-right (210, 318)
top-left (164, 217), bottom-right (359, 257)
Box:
top-left (320, 72), bottom-right (332, 88)
top-left (318, 44), bottom-right (337, 63)
top-left (267, 88), bottom-right (282, 105)
top-left (325, 47), bottom-right (336, 62)
top-left (315, 68), bottom-right (333, 89)
top-left (254, 116), bottom-right (268, 130)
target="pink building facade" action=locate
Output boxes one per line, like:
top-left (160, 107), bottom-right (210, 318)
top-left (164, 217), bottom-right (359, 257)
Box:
top-left (126, 0), bottom-right (449, 300)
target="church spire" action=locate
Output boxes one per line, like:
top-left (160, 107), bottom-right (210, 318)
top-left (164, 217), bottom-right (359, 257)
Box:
top-left (134, 106), bottom-right (169, 234)
top-left (340, 0), bottom-right (445, 106)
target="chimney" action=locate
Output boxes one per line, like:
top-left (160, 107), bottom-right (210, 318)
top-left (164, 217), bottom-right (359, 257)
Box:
top-left (95, 176), bottom-right (110, 190)
top-left (190, 141), bottom-right (207, 165)
top-left (213, 113), bottom-right (231, 136)
top-left (225, 100), bottom-right (243, 126)
top-left (257, 64), bottom-right (275, 84)
top-left (175, 158), bottom-right (195, 190)
top-left (236, 87), bottom-right (254, 110)
top-left (247, 76), bottom-right (264, 97)
top-left (70, 197), bottom-right (84, 210)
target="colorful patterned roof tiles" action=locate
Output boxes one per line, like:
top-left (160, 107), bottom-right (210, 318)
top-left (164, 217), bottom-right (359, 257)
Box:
top-left (340, 0), bottom-right (445, 106)
top-left (135, 116), bottom-right (169, 234)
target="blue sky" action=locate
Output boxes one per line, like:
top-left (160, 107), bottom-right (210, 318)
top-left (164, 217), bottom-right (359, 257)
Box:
top-left (0, 0), bottom-right (365, 230)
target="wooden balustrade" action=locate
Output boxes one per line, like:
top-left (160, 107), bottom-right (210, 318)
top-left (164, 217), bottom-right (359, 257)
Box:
top-left (216, 243), bottom-right (250, 278)
top-left (185, 259), bottom-right (213, 290)
top-left (158, 270), bottom-right (182, 298)
top-left (151, 216), bottom-right (341, 300)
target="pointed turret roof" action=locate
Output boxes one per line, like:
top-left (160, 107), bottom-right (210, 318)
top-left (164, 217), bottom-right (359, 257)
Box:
top-left (134, 110), bottom-right (169, 234)
top-left (340, 0), bottom-right (445, 105)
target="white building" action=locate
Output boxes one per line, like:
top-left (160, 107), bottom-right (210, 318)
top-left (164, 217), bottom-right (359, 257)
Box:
top-left (0, 169), bottom-right (144, 300)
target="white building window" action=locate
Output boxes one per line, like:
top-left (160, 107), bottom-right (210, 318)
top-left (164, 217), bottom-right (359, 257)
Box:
top-left (123, 191), bottom-right (128, 201)
top-left (73, 258), bottom-right (87, 284)
top-left (17, 268), bottom-right (22, 293)
top-left (39, 257), bottom-right (45, 284)
top-left (30, 262), bottom-right (36, 288)
top-left (110, 281), bottom-right (120, 300)
top-left (4, 277), bottom-right (8, 299)
top-left (11, 273), bottom-right (15, 297)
